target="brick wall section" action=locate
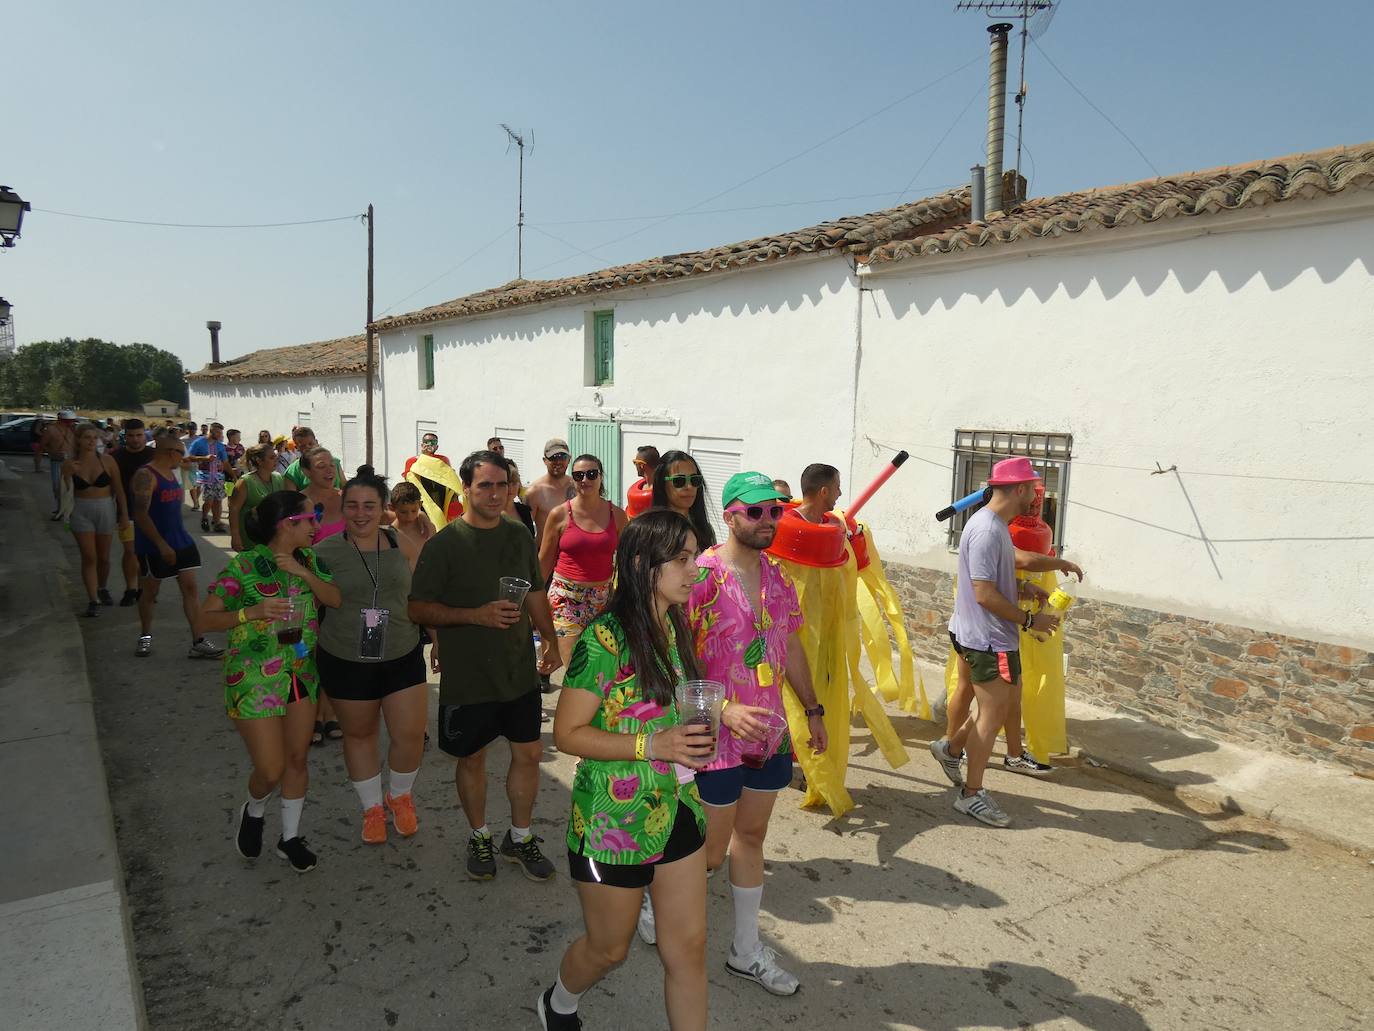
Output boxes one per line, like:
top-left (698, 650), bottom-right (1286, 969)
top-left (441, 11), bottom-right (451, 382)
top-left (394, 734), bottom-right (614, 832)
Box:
top-left (885, 562), bottom-right (1374, 773)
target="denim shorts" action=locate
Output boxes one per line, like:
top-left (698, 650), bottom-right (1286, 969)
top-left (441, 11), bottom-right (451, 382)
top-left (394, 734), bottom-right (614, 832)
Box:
top-left (694, 753), bottom-right (794, 807)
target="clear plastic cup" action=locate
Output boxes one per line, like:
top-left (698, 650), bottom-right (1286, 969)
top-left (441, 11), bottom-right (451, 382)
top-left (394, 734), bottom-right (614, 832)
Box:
top-left (498, 576), bottom-right (532, 607)
top-left (740, 710), bottom-right (789, 769)
top-left (674, 679), bottom-right (725, 764)
top-left (274, 599), bottom-right (305, 646)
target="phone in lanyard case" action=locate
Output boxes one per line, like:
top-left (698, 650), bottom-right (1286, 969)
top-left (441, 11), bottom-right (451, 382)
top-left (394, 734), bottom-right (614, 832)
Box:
top-left (359, 607), bottom-right (389, 660)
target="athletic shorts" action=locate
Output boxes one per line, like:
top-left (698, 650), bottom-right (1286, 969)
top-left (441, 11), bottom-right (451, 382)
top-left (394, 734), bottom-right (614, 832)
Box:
top-left (437, 689), bottom-right (543, 758)
top-left (949, 631), bottom-right (1021, 685)
top-left (567, 803), bottom-right (704, 888)
top-left (548, 573), bottom-right (611, 640)
top-left (317, 640), bottom-right (426, 701)
top-left (69, 496), bottom-right (117, 535)
top-left (137, 543), bottom-right (202, 581)
top-left (695, 752), bottom-right (794, 807)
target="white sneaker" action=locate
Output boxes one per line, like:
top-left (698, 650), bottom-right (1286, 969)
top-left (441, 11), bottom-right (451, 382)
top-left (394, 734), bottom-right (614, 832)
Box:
top-left (188, 638), bottom-right (225, 659)
top-left (929, 738), bottom-right (964, 787)
top-left (726, 942), bottom-right (800, 996)
top-left (953, 787), bottom-right (1011, 828)
top-left (637, 892), bottom-right (656, 945)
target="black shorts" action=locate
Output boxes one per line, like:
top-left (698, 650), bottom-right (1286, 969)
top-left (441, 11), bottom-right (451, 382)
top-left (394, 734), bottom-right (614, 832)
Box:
top-left (137, 543), bottom-right (201, 581)
top-left (317, 640), bottom-right (426, 701)
top-left (437, 689), bottom-right (543, 758)
top-left (949, 631), bottom-right (1022, 685)
top-left (567, 803), bottom-right (704, 888)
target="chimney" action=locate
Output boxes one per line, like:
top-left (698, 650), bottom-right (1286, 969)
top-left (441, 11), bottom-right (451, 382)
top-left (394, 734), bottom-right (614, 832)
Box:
top-left (984, 23), bottom-right (1013, 216)
top-left (206, 321), bottom-right (222, 366)
top-left (970, 165), bottom-right (986, 223)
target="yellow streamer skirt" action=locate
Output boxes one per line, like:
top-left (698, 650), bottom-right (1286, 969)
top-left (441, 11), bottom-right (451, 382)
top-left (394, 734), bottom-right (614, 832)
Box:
top-left (403, 454), bottom-right (465, 531)
top-left (942, 569), bottom-right (1068, 758)
top-left (775, 517), bottom-right (913, 817)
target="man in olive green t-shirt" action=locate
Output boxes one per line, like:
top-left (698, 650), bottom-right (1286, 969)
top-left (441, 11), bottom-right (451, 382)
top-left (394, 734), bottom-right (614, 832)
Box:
top-left (409, 449), bottom-right (561, 883)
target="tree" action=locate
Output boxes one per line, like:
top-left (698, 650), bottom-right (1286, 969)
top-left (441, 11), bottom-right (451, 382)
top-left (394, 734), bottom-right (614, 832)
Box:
top-left (0, 337), bottom-right (187, 409)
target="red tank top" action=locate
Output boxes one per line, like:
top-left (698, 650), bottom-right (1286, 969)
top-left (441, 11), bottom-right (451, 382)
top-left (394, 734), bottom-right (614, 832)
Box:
top-left (554, 500), bottom-right (618, 582)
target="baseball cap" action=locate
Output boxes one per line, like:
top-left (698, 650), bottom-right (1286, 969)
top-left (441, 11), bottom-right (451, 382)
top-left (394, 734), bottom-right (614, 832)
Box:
top-left (722, 471), bottom-right (789, 509)
top-left (986, 457), bottom-right (1042, 486)
top-left (543, 438), bottom-right (571, 459)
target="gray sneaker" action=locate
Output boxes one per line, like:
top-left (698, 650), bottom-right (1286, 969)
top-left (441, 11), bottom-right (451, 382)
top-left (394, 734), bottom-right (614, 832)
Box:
top-left (135, 635), bottom-right (153, 658)
top-left (726, 942), bottom-right (800, 996)
top-left (953, 787), bottom-right (1011, 828)
top-left (500, 830), bottom-right (555, 881)
top-left (466, 832), bottom-right (496, 880)
top-left (188, 638), bottom-right (224, 659)
top-left (637, 892), bottom-right (656, 945)
top-left (929, 738), bottom-right (964, 787)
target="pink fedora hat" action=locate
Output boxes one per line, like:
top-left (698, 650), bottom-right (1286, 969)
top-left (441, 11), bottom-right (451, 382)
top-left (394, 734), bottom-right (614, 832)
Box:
top-left (987, 457), bottom-right (1041, 486)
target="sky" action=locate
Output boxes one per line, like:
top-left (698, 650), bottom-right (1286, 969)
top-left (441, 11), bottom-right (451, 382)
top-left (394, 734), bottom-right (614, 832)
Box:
top-left (5, 0), bottom-right (1372, 371)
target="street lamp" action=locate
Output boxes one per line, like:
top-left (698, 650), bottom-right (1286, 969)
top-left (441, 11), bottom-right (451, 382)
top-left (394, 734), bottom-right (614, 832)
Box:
top-left (0, 186), bottom-right (30, 248)
top-left (0, 298), bottom-right (11, 325)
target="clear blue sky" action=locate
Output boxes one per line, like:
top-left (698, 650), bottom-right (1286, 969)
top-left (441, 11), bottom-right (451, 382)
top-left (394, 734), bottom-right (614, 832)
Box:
top-left (6, 0), bottom-right (1372, 371)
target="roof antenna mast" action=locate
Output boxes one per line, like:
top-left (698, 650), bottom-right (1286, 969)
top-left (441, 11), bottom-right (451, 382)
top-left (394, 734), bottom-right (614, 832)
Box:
top-left (500, 124), bottom-right (532, 279)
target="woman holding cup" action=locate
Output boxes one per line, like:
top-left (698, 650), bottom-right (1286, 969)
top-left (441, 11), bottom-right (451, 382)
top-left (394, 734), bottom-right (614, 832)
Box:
top-left (200, 490), bottom-right (340, 873)
top-left (540, 510), bottom-right (715, 1031)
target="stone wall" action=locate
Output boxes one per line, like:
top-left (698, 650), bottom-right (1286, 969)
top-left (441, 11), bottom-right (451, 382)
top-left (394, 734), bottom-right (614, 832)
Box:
top-left (886, 562), bottom-right (1374, 774)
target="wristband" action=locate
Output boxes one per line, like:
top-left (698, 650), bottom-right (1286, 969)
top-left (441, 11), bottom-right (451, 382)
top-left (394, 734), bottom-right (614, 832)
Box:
top-left (646, 733), bottom-right (655, 762)
top-left (720, 698), bottom-right (731, 714)
top-left (238, 608), bottom-right (248, 624)
top-left (1022, 610), bottom-right (1033, 631)
top-left (634, 732), bottom-right (647, 762)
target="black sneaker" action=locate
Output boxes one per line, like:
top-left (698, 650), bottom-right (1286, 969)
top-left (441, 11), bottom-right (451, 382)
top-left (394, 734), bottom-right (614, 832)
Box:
top-left (119, 588), bottom-right (141, 607)
top-left (466, 832), bottom-right (496, 880)
top-left (1003, 750), bottom-right (1053, 776)
top-left (201, 515), bottom-right (211, 531)
top-left (500, 830), bottom-right (555, 881)
top-left (536, 986), bottom-right (582, 1030)
top-left (84, 601), bottom-right (100, 618)
top-left (275, 836), bottom-right (317, 873)
top-left (97, 588), bottom-right (114, 606)
top-left (235, 803), bottom-right (264, 859)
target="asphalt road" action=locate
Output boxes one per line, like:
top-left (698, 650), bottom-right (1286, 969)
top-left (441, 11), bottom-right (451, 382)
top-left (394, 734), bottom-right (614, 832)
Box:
top-left (46, 480), bottom-right (1372, 1031)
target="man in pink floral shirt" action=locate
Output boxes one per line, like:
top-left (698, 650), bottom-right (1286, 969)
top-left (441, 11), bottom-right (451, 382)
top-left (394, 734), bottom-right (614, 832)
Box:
top-left (638, 470), bottom-right (827, 996)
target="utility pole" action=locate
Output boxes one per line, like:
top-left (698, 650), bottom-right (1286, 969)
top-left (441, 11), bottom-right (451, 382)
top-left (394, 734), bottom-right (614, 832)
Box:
top-left (364, 203), bottom-right (375, 465)
top-left (501, 124), bottom-right (527, 279)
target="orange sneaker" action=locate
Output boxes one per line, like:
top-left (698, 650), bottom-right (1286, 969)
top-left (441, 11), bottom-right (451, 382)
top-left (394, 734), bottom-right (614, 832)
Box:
top-left (386, 792), bottom-right (418, 837)
top-left (361, 804), bottom-right (387, 844)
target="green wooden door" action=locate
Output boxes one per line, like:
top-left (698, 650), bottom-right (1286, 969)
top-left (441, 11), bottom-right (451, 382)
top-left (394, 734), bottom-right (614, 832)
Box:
top-left (566, 417), bottom-right (621, 505)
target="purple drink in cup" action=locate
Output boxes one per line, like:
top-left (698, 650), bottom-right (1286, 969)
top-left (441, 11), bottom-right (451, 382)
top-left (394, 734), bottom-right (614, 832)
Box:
top-left (674, 680), bottom-right (725, 764)
top-left (740, 710), bottom-right (789, 769)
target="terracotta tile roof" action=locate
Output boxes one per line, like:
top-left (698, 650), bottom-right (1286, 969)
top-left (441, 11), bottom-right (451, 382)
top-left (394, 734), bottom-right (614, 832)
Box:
top-left (866, 142), bottom-right (1374, 266)
top-left (185, 334), bottom-right (367, 382)
top-left (371, 188), bottom-right (972, 332)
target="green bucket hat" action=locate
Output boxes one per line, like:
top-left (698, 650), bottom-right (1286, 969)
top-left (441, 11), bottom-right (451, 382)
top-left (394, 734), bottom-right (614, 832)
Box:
top-left (722, 471), bottom-right (788, 510)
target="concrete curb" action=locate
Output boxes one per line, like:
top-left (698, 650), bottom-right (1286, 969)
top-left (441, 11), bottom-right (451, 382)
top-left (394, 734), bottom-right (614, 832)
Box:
top-left (0, 469), bottom-right (148, 1030)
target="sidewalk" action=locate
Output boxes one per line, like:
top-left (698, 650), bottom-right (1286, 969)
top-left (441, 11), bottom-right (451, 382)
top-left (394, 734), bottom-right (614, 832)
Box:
top-left (0, 464), bottom-right (146, 1031)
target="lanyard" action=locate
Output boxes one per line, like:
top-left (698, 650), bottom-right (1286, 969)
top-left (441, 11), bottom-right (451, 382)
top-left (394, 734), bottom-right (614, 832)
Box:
top-left (348, 531), bottom-right (383, 609)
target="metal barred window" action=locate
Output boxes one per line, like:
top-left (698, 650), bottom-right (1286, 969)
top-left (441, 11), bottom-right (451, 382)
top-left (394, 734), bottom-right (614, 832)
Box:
top-left (948, 429), bottom-right (1073, 552)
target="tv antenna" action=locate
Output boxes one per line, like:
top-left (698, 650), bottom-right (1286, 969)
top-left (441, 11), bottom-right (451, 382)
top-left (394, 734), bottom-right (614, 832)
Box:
top-left (956, 1), bottom-right (1057, 178)
top-left (500, 124), bottom-right (533, 279)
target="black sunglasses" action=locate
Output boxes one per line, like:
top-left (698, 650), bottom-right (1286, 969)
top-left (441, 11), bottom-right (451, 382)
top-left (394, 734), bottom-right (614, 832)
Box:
top-left (570, 469), bottom-right (601, 482)
top-left (665, 474), bottom-right (704, 488)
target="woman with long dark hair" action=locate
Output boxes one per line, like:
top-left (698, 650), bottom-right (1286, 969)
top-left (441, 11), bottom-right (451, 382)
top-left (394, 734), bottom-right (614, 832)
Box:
top-left (540, 509), bottom-right (714, 1031)
top-left (312, 467), bottom-right (428, 845)
top-left (651, 450), bottom-right (716, 550)
top-left (538, 453), bottom-right (628, 669)
top-left (199, 490), bottom-right (341, 873)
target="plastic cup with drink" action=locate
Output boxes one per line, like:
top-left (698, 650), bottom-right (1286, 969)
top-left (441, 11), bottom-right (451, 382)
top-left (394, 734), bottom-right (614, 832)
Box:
top-left (274, 599), bottom-right (305, 646)
top-left (674, 679), bottom-right (725, 764)
top-left (499, 576), bottom-right (532, 608)
top-left (739, 709), bottom-right (789, 769)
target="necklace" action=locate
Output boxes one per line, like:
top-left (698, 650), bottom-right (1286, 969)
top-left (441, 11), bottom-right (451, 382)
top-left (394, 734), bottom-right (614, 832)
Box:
top-left (725, 553), bottom-right (773, 681)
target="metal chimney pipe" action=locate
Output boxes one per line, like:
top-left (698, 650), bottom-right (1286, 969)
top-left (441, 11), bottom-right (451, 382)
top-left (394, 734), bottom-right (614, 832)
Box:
top-left (970, 165), bottom-right (986, 222)
top-left (984, 23), bottom-right (1013, 216)
top-left (206, 321), bottom-right (222, 365)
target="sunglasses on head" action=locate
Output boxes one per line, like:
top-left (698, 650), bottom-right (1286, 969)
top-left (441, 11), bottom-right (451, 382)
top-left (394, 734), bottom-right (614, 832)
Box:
top-left (570, 468), bottom-right (601, 482)
top-left (726, 503), bottom-right (785, 522)
top-left (665, 474), bottom-right (704, 489)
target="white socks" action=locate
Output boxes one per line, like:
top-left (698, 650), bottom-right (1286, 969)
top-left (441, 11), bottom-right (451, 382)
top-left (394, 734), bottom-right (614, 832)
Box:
top-left (389, 767), bottom-right (418, 798)
top-left (352, 774), bottom-right (383, 811)
top-left (245, 790), bottom-right (271, 819)
top-left (731, 883), bottom-right (763, 956)
top-left (280, 796), bottom-right (304, 841)
top-left (472, 824), bottom-right (490, 839)
top-left (550, 974), bottom-right (582, 1015)
top-left (510, 824), bottom-right (531, 843)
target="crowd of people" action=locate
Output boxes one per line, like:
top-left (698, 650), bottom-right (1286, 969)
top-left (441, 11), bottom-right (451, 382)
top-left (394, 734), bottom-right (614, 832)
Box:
top-left (35, 414), bottom-right (1084, 1030)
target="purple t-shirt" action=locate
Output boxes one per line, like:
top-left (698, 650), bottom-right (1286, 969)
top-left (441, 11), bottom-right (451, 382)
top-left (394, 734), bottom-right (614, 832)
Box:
top-left (949, 505), bottom-right (1020, 652)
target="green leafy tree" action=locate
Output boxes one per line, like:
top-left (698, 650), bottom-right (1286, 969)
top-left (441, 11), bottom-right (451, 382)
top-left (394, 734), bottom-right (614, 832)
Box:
top-left (0, 337), bottom-right (187, 409)
top-left (137, 377), bottom-right (162, 402)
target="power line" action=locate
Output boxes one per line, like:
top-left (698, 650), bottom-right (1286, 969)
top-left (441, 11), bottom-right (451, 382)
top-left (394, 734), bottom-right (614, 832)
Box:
top-left (1030, 40), bottom-right (1161, 177)
top-left (34, 208), bottom-right (364, 229)
top-left (899, 83), bottom-right (985, 201)
top-left (528, 225), bottom-right (616, 267)
top-left (376, 226), bottom-right (516, 316)
top-left (534, 186), bottom-right (958, 227)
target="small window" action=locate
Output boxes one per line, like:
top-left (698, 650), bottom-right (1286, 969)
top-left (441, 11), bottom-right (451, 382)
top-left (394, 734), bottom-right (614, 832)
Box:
top-left (419, 334), bottom-right (435, 390)
top-left (296, 411), bottom-right (311, 429)
top-left (591, 310), bottom-right (614, 386)
top-left (948, 429), bottom-right (1073, 551)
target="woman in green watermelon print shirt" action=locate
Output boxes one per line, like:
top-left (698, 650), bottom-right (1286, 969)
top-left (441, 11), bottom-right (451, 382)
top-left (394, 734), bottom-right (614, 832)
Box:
top-left (200, 490), bottom-right (341, 874)
top-left (539, 510), bottom-right (716, 1031)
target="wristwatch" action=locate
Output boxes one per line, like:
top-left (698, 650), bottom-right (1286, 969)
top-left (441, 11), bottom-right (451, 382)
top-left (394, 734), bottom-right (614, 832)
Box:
top-left (804, 704), bottom-right (825, 718)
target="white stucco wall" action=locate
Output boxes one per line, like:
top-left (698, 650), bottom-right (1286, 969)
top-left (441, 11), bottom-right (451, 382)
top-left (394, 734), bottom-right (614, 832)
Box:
top-left (377, 255), bottom-right (859, 520)
top-left (854, 197), bottom-right (1374, 647)
top-left (187, 375), bottom-right (375, 475)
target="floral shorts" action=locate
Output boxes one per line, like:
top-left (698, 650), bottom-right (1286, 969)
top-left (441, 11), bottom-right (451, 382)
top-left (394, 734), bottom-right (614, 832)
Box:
top-left (199, 475), bottom-right (227, 502)
top-left (548, 573), bottom-right (611, 640)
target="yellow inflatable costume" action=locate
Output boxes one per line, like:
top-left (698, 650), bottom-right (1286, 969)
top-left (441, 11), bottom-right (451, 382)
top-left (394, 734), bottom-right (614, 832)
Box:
top-left (403, 454), bottom-right (465, 531)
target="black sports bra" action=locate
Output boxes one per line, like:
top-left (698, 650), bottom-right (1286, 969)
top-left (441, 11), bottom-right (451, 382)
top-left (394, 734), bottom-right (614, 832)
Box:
top-left (72, 469), bottom-right (112, 490)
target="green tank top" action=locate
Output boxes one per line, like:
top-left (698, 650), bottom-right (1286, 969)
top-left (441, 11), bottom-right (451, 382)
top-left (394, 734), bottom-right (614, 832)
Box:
top-left (312, 530), bottom-right (420, 662)
top-left (237, 471), bottom-right (286, 542)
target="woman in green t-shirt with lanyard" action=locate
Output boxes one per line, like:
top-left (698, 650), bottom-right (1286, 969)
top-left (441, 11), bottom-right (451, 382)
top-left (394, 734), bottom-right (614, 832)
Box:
top-left (540, 510), bottom-right (715, 1031)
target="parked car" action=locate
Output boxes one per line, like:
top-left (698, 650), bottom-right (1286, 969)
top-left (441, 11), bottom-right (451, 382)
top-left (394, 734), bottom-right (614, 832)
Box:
top-left (0, 415), bottom-right (51, 454)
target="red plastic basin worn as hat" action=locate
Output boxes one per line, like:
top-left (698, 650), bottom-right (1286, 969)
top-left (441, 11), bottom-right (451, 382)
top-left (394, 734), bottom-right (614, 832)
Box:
top-left (987, 457), bottom-right (1041, 485)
